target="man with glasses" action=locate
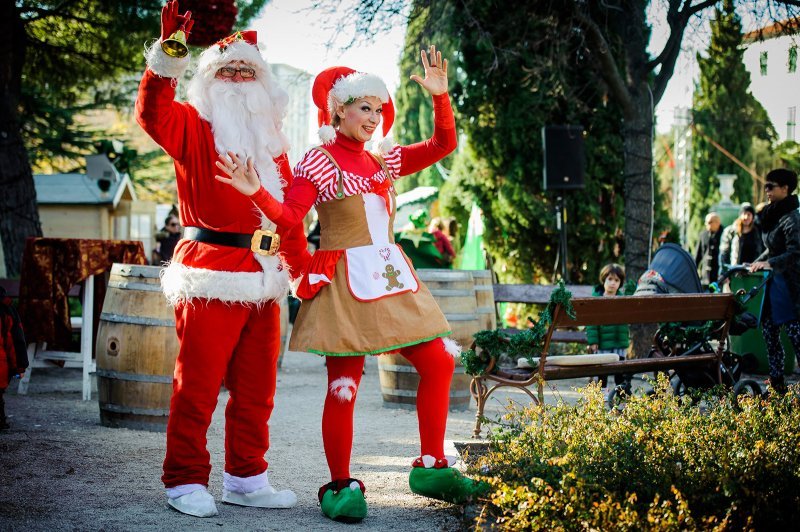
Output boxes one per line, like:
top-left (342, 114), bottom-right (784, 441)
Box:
top-left (135, 1), bottom-right (310, 518)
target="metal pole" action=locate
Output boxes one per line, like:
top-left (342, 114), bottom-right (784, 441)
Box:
top-left (556, 195), bottom-right (569, 282)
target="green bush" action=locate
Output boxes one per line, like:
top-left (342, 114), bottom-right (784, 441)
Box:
top-left (470, 378), bottom-right (800, 530)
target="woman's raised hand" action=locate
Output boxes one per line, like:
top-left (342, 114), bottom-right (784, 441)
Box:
top-left (409, 45), bottom-right (449, 96)
top-left (215, 152), bottom-right (261, 196)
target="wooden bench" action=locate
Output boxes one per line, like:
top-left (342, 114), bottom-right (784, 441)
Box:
top-left (470, 293), bottom-right (737, 437)
top-left (492, 284), bottom-right (593, 344)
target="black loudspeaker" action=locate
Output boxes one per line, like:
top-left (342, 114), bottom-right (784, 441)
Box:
top-left (542, 125), bottom-right (585, 190)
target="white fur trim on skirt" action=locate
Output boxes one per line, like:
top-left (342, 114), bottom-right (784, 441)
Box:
top-left (160, 255), bottom-right (290, 305)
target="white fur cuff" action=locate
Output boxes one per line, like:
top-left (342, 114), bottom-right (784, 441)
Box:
top-left (166, 483), bottom-right (206, 499)
top-left (379, 136), bottom-right (396, 155)
top-left (145, 39), bottom-right (191, 79)
top-left (223, 470), bottom-right (269, 494)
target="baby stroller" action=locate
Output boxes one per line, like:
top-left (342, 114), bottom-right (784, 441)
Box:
top-left (622, 244), bottom-right (765, 402)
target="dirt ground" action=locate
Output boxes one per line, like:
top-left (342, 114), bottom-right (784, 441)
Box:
top-left (0, 345), bottom-right (592, 532)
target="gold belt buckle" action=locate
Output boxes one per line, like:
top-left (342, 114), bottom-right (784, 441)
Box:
top-left (251, 229), bottom-right (280, 256)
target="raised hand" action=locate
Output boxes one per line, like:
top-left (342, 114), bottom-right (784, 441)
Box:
top-left (409, 45), bottom-right (449, 96)
top-left (215, 152), bottom-right (261, 196)
top-left (161, 0), bottom-right (194, 41)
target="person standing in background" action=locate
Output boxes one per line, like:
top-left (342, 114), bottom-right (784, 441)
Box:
top-left (719, 203), bottom-right (763, 276)
top-left (154, 214), bottom-right (183, 264)
top-left (695, 212), bottom-right (722, 287)
top-left (428, 217), bottom-right (455, 265)
top-left (749, 169), bottom-right (800, 393)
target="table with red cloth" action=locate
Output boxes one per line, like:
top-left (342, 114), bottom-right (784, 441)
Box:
top-left (18, 238), bottom-right (147, 350)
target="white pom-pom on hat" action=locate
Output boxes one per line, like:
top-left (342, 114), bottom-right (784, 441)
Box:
top-left (318, 124), bottom-right (336, 145)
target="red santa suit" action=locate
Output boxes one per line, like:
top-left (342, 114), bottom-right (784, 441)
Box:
top-left (135, 31), bottom-right (309, 503)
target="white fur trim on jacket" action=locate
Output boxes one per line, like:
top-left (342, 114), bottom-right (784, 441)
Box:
top-left (160, 255), bottom-right (290, 305)
top-left (223, 470), bottom-right (269, 494)
top-left (144, 39), bottom-right (191, 79)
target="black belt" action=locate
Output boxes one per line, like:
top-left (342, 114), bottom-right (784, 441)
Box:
top-left (183, 226), bottom-right (280, 256)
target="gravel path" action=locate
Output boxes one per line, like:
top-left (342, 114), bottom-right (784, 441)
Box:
top-left (1, 347), bottom-right (584, 531)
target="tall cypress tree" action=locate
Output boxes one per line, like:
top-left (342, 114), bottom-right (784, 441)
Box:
top-left (691, 0), bottom-right (774, 238)
top-left (393, 0), bottom-right (456, 193)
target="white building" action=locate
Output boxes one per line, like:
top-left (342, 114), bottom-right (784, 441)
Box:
top-left (742, 20), bottom-right (800, 143)
top-left (270, 63), bottom-right (313, 165)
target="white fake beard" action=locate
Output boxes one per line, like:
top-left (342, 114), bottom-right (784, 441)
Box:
top-left (189, 78), bottom-right (286, 202)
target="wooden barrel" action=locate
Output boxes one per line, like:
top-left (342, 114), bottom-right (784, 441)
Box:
top-left (468, 269), bottom-right (497, 331)
top-left (377, 352), bottom-right (471, 411)
top-left (95, 264), bottom-right (176, 432)
top-left (375, 269), bottom-right (480, 411)
top-left (416, 269), bottom-right (480, 347)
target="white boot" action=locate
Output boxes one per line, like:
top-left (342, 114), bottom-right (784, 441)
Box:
top-left (167, 488), bottom-right (218, 517)
top-left (221, 470), bottom-right (297, 509)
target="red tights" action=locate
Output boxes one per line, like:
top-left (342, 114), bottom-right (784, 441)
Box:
top-left (322, 338), bottom-right (455, 480)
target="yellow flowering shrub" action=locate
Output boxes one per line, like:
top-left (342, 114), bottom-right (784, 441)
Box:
top-left (469, 377), bottom-right (800, 530)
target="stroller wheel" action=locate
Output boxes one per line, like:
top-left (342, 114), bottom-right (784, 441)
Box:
top-left (606, 383), bottom-right (633, 410)
top-left (733, 378), bottom-right (763, 400)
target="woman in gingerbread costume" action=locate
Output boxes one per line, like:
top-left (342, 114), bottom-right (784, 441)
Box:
top-left (216, 46), bottom-right (486, 522)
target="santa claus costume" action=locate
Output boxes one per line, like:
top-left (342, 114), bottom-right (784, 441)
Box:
top-left (216, 47), bottom-right (488, 523)
top-left (135, 2), bottom-right (309, 518)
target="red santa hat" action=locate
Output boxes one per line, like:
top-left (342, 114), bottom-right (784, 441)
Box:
top-left (196, 30), bottom-right (269, 78)
top-left (312, 66), bottom-right (395, 145)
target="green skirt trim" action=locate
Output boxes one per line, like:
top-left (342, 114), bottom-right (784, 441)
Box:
top-left (308, 331), bottom-right (452, 357)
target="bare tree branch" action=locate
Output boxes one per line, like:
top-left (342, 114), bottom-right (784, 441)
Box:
top-left (574, 10), bottom-right (634, 118)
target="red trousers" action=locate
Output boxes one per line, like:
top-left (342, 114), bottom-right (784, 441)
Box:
top-left (322, 338), bottom-right (455, 480)
top-left (162, 299), bottom-right (281, 488)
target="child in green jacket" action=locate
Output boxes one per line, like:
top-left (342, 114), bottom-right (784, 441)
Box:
top-left (586, 264), bottom-right (630, 394)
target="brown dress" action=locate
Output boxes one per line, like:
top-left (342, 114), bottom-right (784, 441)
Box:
top-left (289, 190), bottom-right (451, 356)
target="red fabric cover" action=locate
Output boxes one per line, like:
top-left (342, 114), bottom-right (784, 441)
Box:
top-left (18, 238), bottom-right (147, 349)
top-left (135, 69), bottom-right (310, 279)
top-left (162, 299), bottom-right (281, 487)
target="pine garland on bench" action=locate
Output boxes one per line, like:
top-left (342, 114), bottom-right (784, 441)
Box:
top-left (461, 281), bottom-right (575, 376)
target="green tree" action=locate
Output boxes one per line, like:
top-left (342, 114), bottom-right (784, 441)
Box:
top-left (432, 0), bottom-right (627, 283)
top-left (691, 0), bottom-right (775, 239)
top-left (393, 1), bottom-right (457, 194)
top-left (1, 1), bottom-right (267, 276)
top-left (337, 0), bottom-right (800, 286)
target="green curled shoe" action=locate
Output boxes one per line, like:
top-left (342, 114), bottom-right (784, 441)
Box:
top-left (318, 478), bottom-right (367, 523)
top-left (408, 457), bottom-right (490, 504)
